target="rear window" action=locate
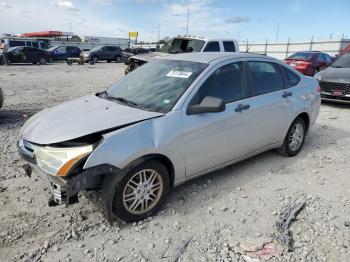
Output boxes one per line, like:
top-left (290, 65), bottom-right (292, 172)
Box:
top-left (223, 41), bottom-right (235, 52)
top-left (204, 41), bottom-right (220, 52)
top-left (279, 65), bottom-right (301, 87)
top-left (288, 52), bottom-right (315, 60)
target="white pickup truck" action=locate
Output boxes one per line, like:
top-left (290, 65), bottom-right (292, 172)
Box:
top-left (125, 36), bottom-right (239, 74)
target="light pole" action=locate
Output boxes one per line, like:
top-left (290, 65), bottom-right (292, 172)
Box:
top-left (275, 22), bottom-right (280, 42)
top-left (185, 8), bottom-right (189, 36)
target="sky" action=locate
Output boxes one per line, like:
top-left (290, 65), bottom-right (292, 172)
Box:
top-left (0, 0), bottom-right (349, 43)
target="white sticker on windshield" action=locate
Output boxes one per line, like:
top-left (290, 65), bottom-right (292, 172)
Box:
top-left (167, 70), bottom-right (192, 78)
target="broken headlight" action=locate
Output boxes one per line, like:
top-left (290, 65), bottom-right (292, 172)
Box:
top-left (36, 145), bottom-right (94, 177)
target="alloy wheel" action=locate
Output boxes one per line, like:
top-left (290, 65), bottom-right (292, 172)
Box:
top-left (288, 123), bottom-right (304, 152)
top-left (122, 169), bottom-right (163, 215)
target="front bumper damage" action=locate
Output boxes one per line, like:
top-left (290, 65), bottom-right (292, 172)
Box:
top-left (18, 139), bottom-right (119, 206)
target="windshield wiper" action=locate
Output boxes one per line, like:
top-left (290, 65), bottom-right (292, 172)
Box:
top-left (108, 96), bottom-right (139, 107)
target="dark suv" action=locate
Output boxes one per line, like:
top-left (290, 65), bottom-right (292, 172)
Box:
top-left (81, 46), bottom-right (122, 63)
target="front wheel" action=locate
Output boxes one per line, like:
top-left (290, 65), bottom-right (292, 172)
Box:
top-left (103, 160), bottom-right (170, 222)
top-left (115, 55), bottom-right (121, 63)
top-left (91, 56), bottom-right (98, 64)
top-left (39, 57), bottom-right (47, 65)
top-left (277, 117), bottom-right (306, 157)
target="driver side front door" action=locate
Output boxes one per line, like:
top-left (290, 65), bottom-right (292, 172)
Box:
top-left (182, 61), bottom-right (254, 177)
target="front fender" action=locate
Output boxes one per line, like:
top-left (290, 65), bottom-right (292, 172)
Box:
top-left (83, 111), bottom-right (186, 182)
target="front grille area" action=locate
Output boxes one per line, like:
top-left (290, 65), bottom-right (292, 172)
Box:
top-left (319, 81), bottom-right (350, 95)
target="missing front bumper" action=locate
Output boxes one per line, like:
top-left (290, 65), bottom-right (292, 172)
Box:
top-left (21, 164), bottom-right (119, 206)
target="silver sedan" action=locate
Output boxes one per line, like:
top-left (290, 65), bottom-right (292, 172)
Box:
top-left (18, 52), bottom-right (321, 222)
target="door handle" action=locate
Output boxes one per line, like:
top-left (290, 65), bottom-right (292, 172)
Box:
top-left (282, 91), bottom-right (293, 98)
top-left (235, 104), bottom-right (250, 112)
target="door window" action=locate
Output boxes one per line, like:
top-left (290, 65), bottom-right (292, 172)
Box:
top-left (191, 62), bottom-right (245, 105)
top-left (203, 41), bottom-right (220, 52)
top-left (248, 61), bottom-right (284, 95)
top-left (223, 41), bottom-right (236, 52)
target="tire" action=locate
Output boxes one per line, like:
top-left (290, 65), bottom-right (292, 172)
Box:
top-left (103, 160), bottom-right (170, 222)
top-left (115, 55), bottom-right (121, 63)
top-left (107, 59), bottom-right (112, 63)
top-left (277, 117), bottom-right (306, 157)
top-left (39, 57), bottom-right (46, 65)
top-left (91, 56), bottom-right (98, 64)
top-left (0, 88), bottom-right (4, 109)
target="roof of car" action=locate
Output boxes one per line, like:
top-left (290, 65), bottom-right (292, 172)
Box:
top-left (158, 52), bottom-right (275, 64)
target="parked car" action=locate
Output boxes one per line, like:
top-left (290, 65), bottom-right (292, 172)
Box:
top-left (125, 36), bottom-right (239, 74)
top-left (315, 53), bottom-right (350, 103)
top-left (121, 48), bottom-right (149, 64)
top-left (18, 52), bottom-right (320, 222)
top-left (0, 87), bottom-right (3, 109)
top-left (1, 37), bottom-right (48, 50)
top-left (80, 46), bottom-right (122, 63)
top-left (6, 46), bottom-right (51, 64)
top-left (48, 45), bottom-right (81, 61)
top-left (284, 51), bottom-right (333, 76)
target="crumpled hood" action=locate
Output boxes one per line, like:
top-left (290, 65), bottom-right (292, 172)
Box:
top-left (20, 95), bottom-right (163, 145)
top-left (131, 52), bottom-right (170, 62)
top-left (320, 67), bottom-right (350, 83)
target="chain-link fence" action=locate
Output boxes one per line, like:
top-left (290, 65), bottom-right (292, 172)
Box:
top-left (239, 38), bottom-right (350, 59)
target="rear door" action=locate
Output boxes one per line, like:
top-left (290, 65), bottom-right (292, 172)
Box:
top-left (244, 60), bottom-right (294, 147)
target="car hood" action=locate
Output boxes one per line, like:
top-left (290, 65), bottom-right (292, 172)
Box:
top-left (320, 67), bottom-right (350, 83)
top-left (20, 95), bottom-right (164, 145)
top-left (131, 52), bottom-right (169, 62)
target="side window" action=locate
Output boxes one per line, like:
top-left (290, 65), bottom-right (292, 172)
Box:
top-left (26, 41), bottom-right (32, 47)
top-left (203, 41), bottom-right (220, 52)
top-left (223, 41), bottom-right (235, 52)
top-left (56, 46), bottom-right (66, 53)
top-left (66, 46), bottom-right (74, 51)
top-left (248, 61), bottom-right (284, 95)
top-left (279, 65), bottom-right (301, 87)
top-left (9, 40), bottom-right (26, 47)
top-left (32, 42), bottom-right (38, 48)
top-left (191, 62), bottom-right (245, 105)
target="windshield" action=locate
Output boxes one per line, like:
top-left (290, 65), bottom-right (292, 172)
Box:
top-left (331, 54), bottom-right (350, 68)
top-left (47, 46), bottom-right (59, 51)
top-left (288, 52), bottom-right (315, 60)
top-left (89, 46), bottom-right (102, 52)
top-left (105, 59), bottom-right (207, 113)
top-left (160, 38), bottom-right (205, 54)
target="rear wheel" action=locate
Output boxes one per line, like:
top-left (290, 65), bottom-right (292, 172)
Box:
top-left (103, 160), bottom-right (170, 222)
top-left (38, 57), bottom-right (47, 65)
top-left (277, 117), bottom-right (306, 157)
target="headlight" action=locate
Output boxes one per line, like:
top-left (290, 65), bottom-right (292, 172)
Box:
top-left (314, 72), bottom-right (321, 81)
top-left (35, 145), bottom-right (94, 177)
top-left (82, 53), bottom-right (89, 57)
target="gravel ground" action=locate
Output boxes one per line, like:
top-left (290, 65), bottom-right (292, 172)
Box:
top-left (0, 63), bottom-right (349, 262)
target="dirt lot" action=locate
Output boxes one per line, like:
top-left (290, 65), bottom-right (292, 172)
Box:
top-left (0, 63), bottom-right (349, 262)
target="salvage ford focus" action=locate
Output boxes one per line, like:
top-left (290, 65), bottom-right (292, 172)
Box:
top-left (18, 53), bottom-right (320, 222)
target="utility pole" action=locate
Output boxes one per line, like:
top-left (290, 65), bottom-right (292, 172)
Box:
top-left (185, 8), bottom-right (189, 36)
top-left (275, 22), bottom-right (280, 42)
top-left (69, 22), bottom-right (72, 34)
top-left (157, 24), bottom-right (160, 43)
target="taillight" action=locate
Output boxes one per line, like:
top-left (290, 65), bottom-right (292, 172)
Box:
top-left (297, 61), bottom-right (311, 67)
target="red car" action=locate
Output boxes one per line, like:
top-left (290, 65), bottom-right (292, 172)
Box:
top-left (284, 51), bottom-right (333, 76)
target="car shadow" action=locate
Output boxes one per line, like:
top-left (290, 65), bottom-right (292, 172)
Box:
top-left (321, 100), bottom-right (350, 109)
top-left (0, 108), bottom-right (39, 126)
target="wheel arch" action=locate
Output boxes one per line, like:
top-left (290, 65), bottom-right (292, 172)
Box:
top-left (122, 154), bottom-right (175, 188)
top-left (296, 112), bottom-right (310, 133)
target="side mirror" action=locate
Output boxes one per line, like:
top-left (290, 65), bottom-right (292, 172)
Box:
top-left (187, 96), bottom-right (225, 115)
